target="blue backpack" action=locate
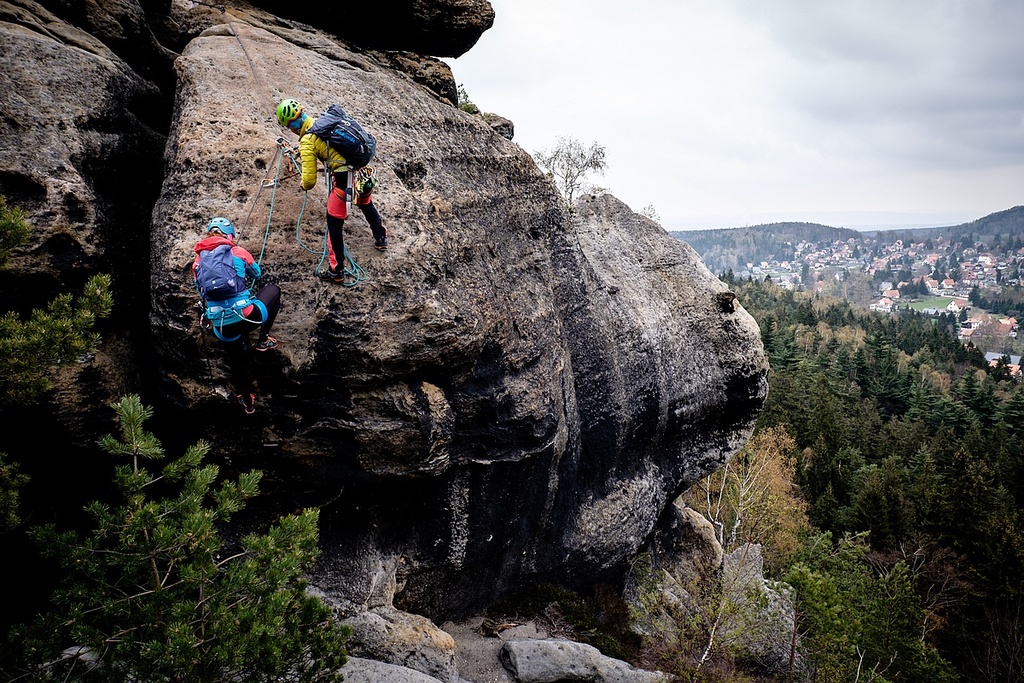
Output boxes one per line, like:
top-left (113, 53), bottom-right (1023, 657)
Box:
top-left (196, 244), bottom-right (246, 302)
top-left (309, 104), bottom-right (377, 168)
top-left (196, 244), bottom-right (264, 343)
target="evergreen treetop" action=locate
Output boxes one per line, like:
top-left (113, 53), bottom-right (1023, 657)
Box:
top-left (3, 395), bottom-right (350, 683)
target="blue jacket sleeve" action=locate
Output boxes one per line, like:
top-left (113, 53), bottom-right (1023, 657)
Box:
top-left (231, 246), bottom-right (262, 281)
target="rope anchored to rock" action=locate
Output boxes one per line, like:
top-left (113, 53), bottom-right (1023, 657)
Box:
top-left (245, 139), bottom-right (366, 287)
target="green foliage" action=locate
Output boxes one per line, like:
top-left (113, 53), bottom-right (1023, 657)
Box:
top-left (0, 452), bottom-right (29, 533)
top-left (683, 426), bottom-right (810, 571)
top-left (533, 136), bottom-right (607, 205)
top-left (785, 532), bottom-right (957, 683)
top-left (0, 194), bottom-right (111, 543)
top-left (0, 273), bottom-right (113, 405)
top-left (456, 83), bottom-right (479, 114)
top-left (3, 395), bottom-right (349, 683)
top-left (0, 194), bottom-right (30, 268)
top-left (729, 275), bottom-right (1024, 679)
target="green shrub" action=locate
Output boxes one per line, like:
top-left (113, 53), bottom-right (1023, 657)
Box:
top-left (4, 395), bottom-right (350, 682)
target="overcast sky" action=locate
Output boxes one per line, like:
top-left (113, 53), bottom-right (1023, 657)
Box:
top-left (444, 0), bottom-right (1024, 231)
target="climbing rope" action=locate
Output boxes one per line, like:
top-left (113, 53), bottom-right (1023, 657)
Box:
top-left (215, 13), bottom-right (367, 287)
top-left (238, 139), bottom-right (366, 287)
top-left (225, 19), bottom-right (275, 121)
top-left (236, 139), bottom-right (292, 268)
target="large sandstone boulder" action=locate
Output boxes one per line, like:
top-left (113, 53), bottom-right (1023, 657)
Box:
top-left (146, 20), bottom-right (767, 619)
top-left (0, 0), bottom-right (768, 628)
top-left (344, 606), bottom-right (458, 682)
top-left (500, 639), bottom-right (669, 683)
top-left (342, 656), bottom-right (445, 683)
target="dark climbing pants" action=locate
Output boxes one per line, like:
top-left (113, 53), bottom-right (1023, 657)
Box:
top-left (325, 171), bottom-right (384, 270)
top-left (218, 283), bottom-right (282, 395)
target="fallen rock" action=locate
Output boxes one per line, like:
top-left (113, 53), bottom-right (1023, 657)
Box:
top-left (345, 606), bottom-right (459, 682)
top-left (442, 617), bottom-right (552, 683)
top-left (342, 655), bottom-right (449, 683)
top-left (499, 639), bottom-right (668, 683)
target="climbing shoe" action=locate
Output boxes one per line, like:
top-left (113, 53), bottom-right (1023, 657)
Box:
top-left (254, 336), bottom-right (278, 352)
top-left (236, 393), bottom-right (256, 415)
top-left (317, 268), bottom-right (345, 282)
top-left (374, 227), bottom-right (388, 251)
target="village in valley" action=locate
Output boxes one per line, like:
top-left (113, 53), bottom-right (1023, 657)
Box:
top-left (732, 231), bottom-right (1024, 378)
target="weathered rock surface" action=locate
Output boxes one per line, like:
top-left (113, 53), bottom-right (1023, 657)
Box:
top-left (0, 0), bottom-right (768, 653)
top-left (0, 0), bottom-right (166, 312)
top-left (247, 0), bottom-right (496, 57)
top-left (345, 606), bottom-right (459, 682)
top-left (500, 639), bottom-right (668, 683)
top-left (343, 656), bottom-right (449, 683)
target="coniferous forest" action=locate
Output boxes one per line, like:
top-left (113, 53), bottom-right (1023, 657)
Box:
top-left (4, 187), bottom-right (1024, 680)
top-left (696, 273), bottom-right (1024, 683)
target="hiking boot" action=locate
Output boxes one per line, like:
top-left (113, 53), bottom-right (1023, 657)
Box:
top-left (374, 226), bottom-right (388, 251)
top-left (254, 336), bottom-right (278, 352)
top-left (317, 268), bottom-right (345, 282)
top-left (374, 228), bottom-right (389, 252)
top-left (236, 393), bottom-right (256, 415)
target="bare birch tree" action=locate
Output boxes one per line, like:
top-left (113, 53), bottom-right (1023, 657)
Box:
top-left (533, 136), bottom-right (607, 205)
top-left (683, 425), bottom-right (810, 568)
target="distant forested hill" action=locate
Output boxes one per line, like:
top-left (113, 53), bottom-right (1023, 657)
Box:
top-left (944, 205), bottom-right (1024, 244)
top-left (867, 206), bottom-right (1024, 244)
top-left (673, 206), bottom-right (1024, 275)
top-left (671, 222), bottom-right (862, 274)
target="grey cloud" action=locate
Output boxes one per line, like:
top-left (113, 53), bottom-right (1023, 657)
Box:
top-left (736, 0), bottom-right (1024, 169)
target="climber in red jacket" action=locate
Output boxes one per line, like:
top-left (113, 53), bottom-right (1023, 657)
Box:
top-left (193, 217), bottom-right (282, 414)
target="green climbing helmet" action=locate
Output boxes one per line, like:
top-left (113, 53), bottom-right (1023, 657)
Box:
top-left (207, 217), bottom-right (235, 236)
top-left (276, 98), bottom-right (303, 127)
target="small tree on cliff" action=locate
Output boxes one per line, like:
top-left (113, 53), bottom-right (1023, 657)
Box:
top-left (684, 425), bottom-right (810, 569)
top-left (4, 395), bottom-right (350, 683)
top-left (534, 136), bottom-right (607, 205)
top-left (0, 194), bottom-right (30, 268)
top-left (0, 193), bottom-right (112, 533)
top-left (0, 193), bottom-right (113, 406)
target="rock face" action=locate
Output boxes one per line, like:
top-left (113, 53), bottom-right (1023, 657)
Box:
top-left (0, 0), bottom-right (168, 313)
top-left (248, 0), bottom-right (496, 57)
top-left (0, 0), bottom-right (768, 626)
